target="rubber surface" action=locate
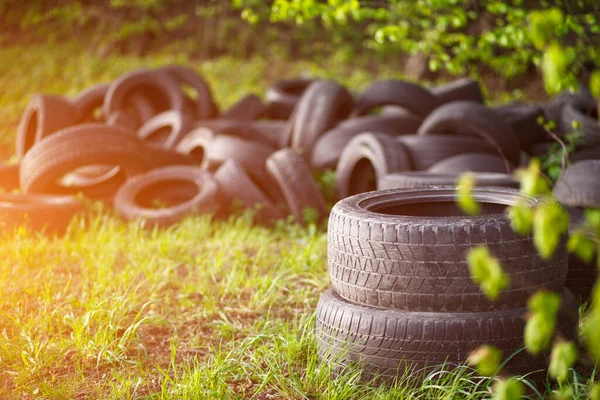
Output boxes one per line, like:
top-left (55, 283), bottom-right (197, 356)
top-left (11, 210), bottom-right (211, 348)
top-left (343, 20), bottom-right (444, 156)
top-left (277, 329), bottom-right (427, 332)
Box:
top-left (398, 134), bottom-right (498, 171)
top-left (328, 187), bottom-right (567, 312)
top-left (138, 110), bottom-right (193, 149)
top-left (266, 149), bottom-right (327, 225)
top-left (336, 133), bottom-right (411, 200)
top-left (311, 114), bottom-right (423, 170)
top-left (315, 287), bottom-right (578, 382)
top-left (553, 160), bottom-right (600, 208)
top-left (16, 94), bottom-right (77, 157)
top-left (494, 103), bottom-right (548, 150)
top-left (560, 102), bottom-right (600, 147)
top-left (114, 165), bottom-right (218, 227)
top-left (221, 94), bottom-right (266, 121)
top-left (265, 78), bottom-right (313, 120)
top-left (378, 172), bottom-right (519, 190)
top-left (194, 119), bottom-right (283, 148)
top-left (160, 65), bottom-right (218, 120)
top-left (107, 111), bottom-right (139, 132)
top-left (71, 83), bottom-right (109, 123)
top-left (0, 163), bottom-right (20, 192)
top-left (427, 153), bottom-right (512, 174)
top-left (418, 101), bottom-right (520, 166)
top-left (430, 78), bottom-right (484, 105)
top-left (352, 80), bottom-right (437, 117)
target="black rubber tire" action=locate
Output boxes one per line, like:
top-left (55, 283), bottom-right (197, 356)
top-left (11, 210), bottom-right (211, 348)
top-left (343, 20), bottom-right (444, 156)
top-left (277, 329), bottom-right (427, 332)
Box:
top-left (528, 142), bottom-right (554, 158)
top-left (0, 163), bottom-right (20, 192)
top-left (160, 65), bottom-right (218, 120)
top-left (328, 187), bottom-right (567, 312)
top-left (311, 114), bottom-right (423, 170)
top-left (214, 160), bottom-right (283, 222)
top-left (16, 94), bottom-right (77, 158)
top-left (129, 92), bottom-right (158, 124)
top-left (397, 134), bottom-right (498, 171)
top-left (565, 253), bottom-right (596, 302)
top-left (553, 160), bottom-right (600, 208)
top-left (107, 111), bottom-right (140, 132)
top-left (0, 193), bottom-right (83, 235)
top-left (19, 124), bottom-right (172, 196)
top-left (315, 288), bottom-right (578, 382)
top-left (336, 133), bottom-right (412, 200)
top-left (494, 103), bottom-right (548, 150)
top-left (543, 86), bottom-right (597, 133)
top-left (571, 145), bottom-right (600, 162)
top-left (378, 172), bottom-right (519, 190)
top-left (57, 165), bottom-right (127, 200)
top-left (71, 83), bottom-right (109, 123)
top-left (288, 80), bottom-right (354, 153)
top-left (221, 94), bottom-right (266, 121)
top-left (560, 102), bottom-right (600, 147)
top-left (430, 78), bottom-right (485, 105)
top-left (194, 119), bottom-right (283, 148)
top-left (114, 165), bottom-right (218, 227)
top-left (266, 148), bottom-right (327, 225)
top-left (427, 153), bottom-right (513, 174)
top-left (418, 101), bottom-right (521, 167)
top-left (138, 110), bottom-right (193, 149)
top-left (265, 78), bottom-right (314, 120)
top-left (352, 80), bottom-right (438, 117)
top-left (176, 128), bottom-right (275, 182)
top-left (103, 69), bottom-right (184, 123)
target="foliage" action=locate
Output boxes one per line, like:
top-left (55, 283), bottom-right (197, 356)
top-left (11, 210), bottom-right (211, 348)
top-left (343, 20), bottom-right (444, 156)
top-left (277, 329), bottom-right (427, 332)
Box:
top-left (457, 173), bottom-right (480, 215)
top-left (493, 377), bottom-right (525, 400)
top-left (524, 291), bottom-right (561, 355)
top-left (467, 246), bottom-right (509, 301)
top-left (467, 345), bottom-right (502, 376)
top-left (549, 341), bottom-right (578, 383)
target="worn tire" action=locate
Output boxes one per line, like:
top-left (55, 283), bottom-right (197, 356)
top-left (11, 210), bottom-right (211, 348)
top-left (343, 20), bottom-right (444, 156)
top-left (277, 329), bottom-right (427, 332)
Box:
top-left (16, 94), bottom-right (77, 157)
top-left (328, 187), bottom-right (566, 311)
top-left (194, 119), bottom-right (283, 148)
top-left (560, 102), bottom-right (600, 148)
top-left (553, 160), bottom-right (600, 208)
top-left (352, 80), bottom-right (437, 117)
top-left (311, 114), bottom-right (423, 170)
top-left (418, 101), bottom-right (520, 166)
top-left (427, 153), bottom-right (513, 174)
top-left (494, 103), bottom-right (548, 150)
top-left (378, 172), bottom-right (519, 190)
top-left (398, 135), bottom-right (498, 171)
top-left (160, 65), bottom-right (218, 120)
top-left (266, 149), bottom-right (327, 225)
top-left (71, 83), bottom-right (110, 123)
top-left (315, 288), bottom-right (578, 382)
top-left (265, 78), bottom-right (313, 120)
top-left (0, 163), bottom-right (20, 192)
top-left (138, 110), bottom-right (194, 149)
top-left (114, 165), bottom-right (218, 227)
top-left (107, 111), bottom-right (139, 132)
top-left (288, 80), bottom-right (354, 153)
top-left (430, 78), bottom-right (484, 105)
top-left (336, 133), bottom-right (411, 200)
top-left (221, 94), bottom-right (266, 121)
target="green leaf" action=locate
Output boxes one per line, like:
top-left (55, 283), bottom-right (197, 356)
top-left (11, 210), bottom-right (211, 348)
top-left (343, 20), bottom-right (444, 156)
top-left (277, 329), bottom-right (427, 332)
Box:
top-left (590, 71), bottom-right (600, 99)
top-left (533, 200), bottom-right (569, 259)
top-left (583, 282), bottom-right (600, 361)
top-left (467, 246), bottom-right (509, 301)
top-left (567, 230), bottom-right (596, 263)
top-left (457, 173), bottom-right (480, 215)
top-left (549, 341), bottom-right (577, 382)
top-left (493, 377), bottom-right (525, 400)
top-left (524, 291), bottom-right (561, 354)
top-left (590, 383), bottom-right (600, 400)
top-left (515, 159), bottom-right (550, 196)
top-left (508, 203), bottom-right (534, 235)
top-left (542, 42), bottom-right (570, 94)
top-left (467, 345), bottom-right (503, 376)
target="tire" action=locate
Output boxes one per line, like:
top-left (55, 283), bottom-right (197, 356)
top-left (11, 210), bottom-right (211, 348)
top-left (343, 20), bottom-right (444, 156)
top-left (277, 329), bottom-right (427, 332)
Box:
top-left (494, 103), bottom-right (548, 150)
top-left (528, 142), bottom-right (553, 158)
top-left (565, 253), bottom-right (596, 302)
top-left (107, 111), bottom-right (139, 132)
top-left (288, 80), bottom-right (354, 153)
top-left (129, 92), bottom-right (158, 124)
top-left (266, 149), bottom-right (327, 225)
top-left (71, 83), bottom-right (109, 123)
top-left (427, 153), bottom-right (513, 174)
top-left (114, 165), bottom-right (218, 227)
top-left (311, 114), bottom-right (423, 170)
top-left (418, 101), bottom-right (521, 167)
top-left (560, 102), bottom-right (600, 148)
top-left (265, 78), bottom-right (314, 120)
top-left (543, 86), bottom-right (597, 133)
top-left (336, 133), bottom-right (412, 200)
top-left (328, 187), bottom-right (566, 312)
top-left (553, 160), bottom-right (600, 208)
top-left (16, 94), bottom-right (77, 157)
top-left (20, 124), bottom-right (163, 196)
top-left (0, 193), bottom-right (83, 235)
top-left (0, 163), bottom-right (20, 192)
top-left (194, 119), bottom-right (283, 148)
top-left (378, 172), bottom-right (519, 190)
top-left (221, 94), bottom-right (266, 121)
top-left (398, 135), bottom-right (498, 171)
top-left (571, 145), bottom-right (600, 162)
top-left (58, 165), bottom-right (126, 200)
top-left (430, 78), bottom-right (484, 105)
top-left (160, 65), bottom-right (218, 120)
top-left (176, 128), bottom-right (275, 183)
top-left (103, 69), bottom-right (184, 123)
top-left (214, 160), bottom-right (283, 222)
top-left (315, 288), bottom-right (578, 382)
top-left (138, 110), bottom-right (194, 149)
top-left (352, 80), bottom-right (438, 117)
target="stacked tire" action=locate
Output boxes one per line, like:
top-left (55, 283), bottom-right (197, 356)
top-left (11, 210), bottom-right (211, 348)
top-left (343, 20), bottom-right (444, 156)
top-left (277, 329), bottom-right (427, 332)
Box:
top-left (315, 186), bottom-right (578, 383)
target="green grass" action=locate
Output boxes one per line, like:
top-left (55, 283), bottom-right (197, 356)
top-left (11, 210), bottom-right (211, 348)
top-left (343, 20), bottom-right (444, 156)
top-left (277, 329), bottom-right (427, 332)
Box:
top-left (0, 41), bottom-right (594, 399)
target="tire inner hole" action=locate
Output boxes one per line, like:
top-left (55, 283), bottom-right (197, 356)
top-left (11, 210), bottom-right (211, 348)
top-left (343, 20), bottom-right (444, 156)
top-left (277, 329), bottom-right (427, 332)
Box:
top-left (24, 109), bottom-right (38, 153)
top-left (349, 158), bottom-right (377, 196)
top-left (371, 201), bottom-right (507, 217)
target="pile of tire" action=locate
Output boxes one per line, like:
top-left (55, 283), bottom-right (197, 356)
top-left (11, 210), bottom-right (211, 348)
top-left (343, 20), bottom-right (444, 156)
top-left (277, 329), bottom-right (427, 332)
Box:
top-left (314, 186), bottom-right (579, 384)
